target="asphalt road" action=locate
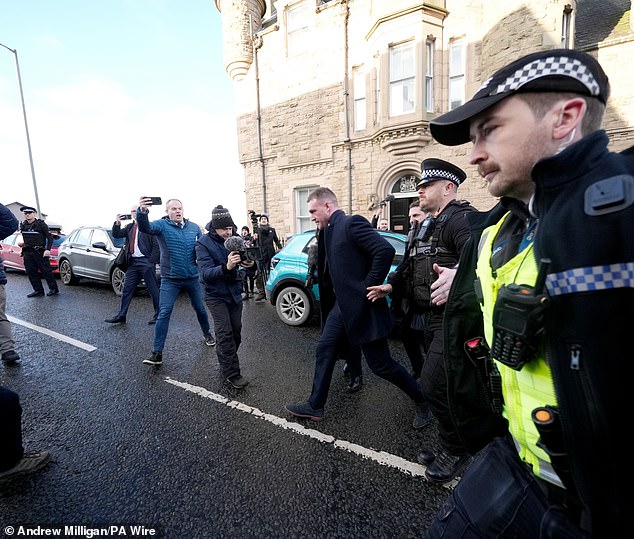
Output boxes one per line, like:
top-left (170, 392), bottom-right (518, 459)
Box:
top-left (0, 272), bottom-right (450, 539)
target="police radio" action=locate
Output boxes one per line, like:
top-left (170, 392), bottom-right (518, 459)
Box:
top-left (490, 259), bottom-right (551, 370)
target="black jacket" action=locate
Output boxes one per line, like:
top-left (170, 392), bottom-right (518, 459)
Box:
top-left (317, 209), bottom-right (394, 345)
top-left (112, 221), bottom-right (160, 265)
top-left (443, 131), bottom-right (634, 537)
top-left (19, 218), bottom-right (52, 251)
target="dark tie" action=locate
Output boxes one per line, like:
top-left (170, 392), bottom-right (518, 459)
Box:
top-left (129, 224), bottom-right (137, 254)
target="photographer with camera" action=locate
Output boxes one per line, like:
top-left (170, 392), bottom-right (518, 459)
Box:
top-left (370, 194), bottom-right (394, 230)
top-left (251, 213), bottom-right (282, 302)
top-left (196, 205), bottom-right (251, 389)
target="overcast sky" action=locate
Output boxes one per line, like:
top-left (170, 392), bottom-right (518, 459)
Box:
top-left (0, 0), bottom-right (247, 232)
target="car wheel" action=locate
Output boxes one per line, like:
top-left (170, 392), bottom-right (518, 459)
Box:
top-left (59, 259), bottom-right (79, 285)
top-left (111, 267), bottom-right (126, 296)
top-left (275, 285), bottom-right (312, 326)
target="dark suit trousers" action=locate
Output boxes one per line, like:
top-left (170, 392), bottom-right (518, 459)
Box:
top-left (116, 257), bottom-right (160, 318)
top-left (309, 302), bottom-right (425, 410)
top-left (0, 385), bottom-right (23, 472)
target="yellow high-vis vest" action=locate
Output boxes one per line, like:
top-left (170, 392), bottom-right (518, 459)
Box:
top-left (476, 212), bottom-right (562, 487)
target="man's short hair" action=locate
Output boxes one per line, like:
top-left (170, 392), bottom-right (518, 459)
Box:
top-left (307, 187), bottom-right (338, 205)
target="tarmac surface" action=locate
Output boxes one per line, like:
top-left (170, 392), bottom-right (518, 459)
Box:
top-left (0, 272), bottom-right (451, 538)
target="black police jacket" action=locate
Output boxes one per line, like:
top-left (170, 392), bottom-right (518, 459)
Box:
top-left (443, 130), bottom-right (634, 537)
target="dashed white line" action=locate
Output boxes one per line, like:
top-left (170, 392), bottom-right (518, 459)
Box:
top-left (165, 376), bottom-right (456, 486)
top-left (8, 315), bottom-right (97, 352)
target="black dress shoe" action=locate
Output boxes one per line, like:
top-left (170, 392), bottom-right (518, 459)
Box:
top-left (104, 316), bottom-right (126, 324)
top-left (148, 317), bottom-right (157, 325)
top-left (46, 289), bottom-right (59, 296)
top-left (347, 375), bottom-right (363, 393)
top-left (27, 291), bottom-right (44, 298)
top-left (417, 446), bottom-right (436, 466)
top-left (425, 449), bottom-right (471, 483)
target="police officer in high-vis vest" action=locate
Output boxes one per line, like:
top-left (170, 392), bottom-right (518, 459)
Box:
top-left (425, 49), bottom-right (633, 538)
top-left (19, 206), bottom-right (59, 298)
top-left (368, 158), bottom-right (476, 482)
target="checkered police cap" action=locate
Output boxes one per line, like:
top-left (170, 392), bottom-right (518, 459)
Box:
top-left (430, 48), bottom-right (610, 146)
top-left (416, 158), bottom-right (467, 188)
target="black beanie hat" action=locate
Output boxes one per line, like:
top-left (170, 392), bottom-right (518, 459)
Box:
top-left (211, 205), bottom-right (234, 230)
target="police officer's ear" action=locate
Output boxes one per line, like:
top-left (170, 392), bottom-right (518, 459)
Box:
top-left (553, 98), bottom-right (586, 142)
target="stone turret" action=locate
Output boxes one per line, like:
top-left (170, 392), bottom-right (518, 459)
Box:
top-left (215, 0), bottom-right (267, 81)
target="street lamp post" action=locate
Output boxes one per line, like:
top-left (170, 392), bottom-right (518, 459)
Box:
top-left (0, 42), bottom-right (41, 216)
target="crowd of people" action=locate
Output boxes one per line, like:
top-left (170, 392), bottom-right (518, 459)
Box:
top-left (0, 48), bottom-right (631, 536)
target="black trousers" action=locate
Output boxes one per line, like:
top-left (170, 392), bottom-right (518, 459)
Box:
top-left (419, 311), bottom-right (466, 455)
top-left (206, 298), bottom-right (243, 379)
top-left (0, 385), bottom-right (23, 472)
top-left (23, 249), bottom-right (57, 293)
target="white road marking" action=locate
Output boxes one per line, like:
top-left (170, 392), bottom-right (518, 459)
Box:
top-left (165, 376), bottom-right (456, 486)
top-left (8, 315), bottom-right (97, 352)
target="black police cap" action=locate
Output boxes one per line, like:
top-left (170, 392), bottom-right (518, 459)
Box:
top-left (416, 158), bottom-right (467, 189)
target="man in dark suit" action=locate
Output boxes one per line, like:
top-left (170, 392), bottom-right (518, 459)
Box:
top-left (285, 187), bottom-right (431, 428)
top-left (105, 206), bottom-right (160, 325)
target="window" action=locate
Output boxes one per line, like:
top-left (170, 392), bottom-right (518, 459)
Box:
top-left (425, 39), bottom-right (434, 113)
top-left (389, 41), bottom-right (416, 117)
top-left (295, 187), bottom-right (314, 233)
top-left (374, 66), bottom-right (381, 125)
top-left (449, 40), bottom-right (465, 110)
top-left (561, 5), bottom-right (573, 48)
top-left (353, 68), bottom-right (366, 131)
top-left (286, 3), bottom-right (310, 54)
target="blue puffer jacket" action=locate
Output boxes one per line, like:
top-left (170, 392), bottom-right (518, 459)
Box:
top-left (136, 211), bottom-right (201, 279)
top-left (0, 204), bottom-right (19, 285)
top-left (196, 230), bottom-right (243, 304)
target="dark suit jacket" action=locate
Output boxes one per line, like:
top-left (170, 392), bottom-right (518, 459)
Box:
top-left (317, 209), bottom-right (395, 346)
top-left (112, 222), bottom-right (160, 265)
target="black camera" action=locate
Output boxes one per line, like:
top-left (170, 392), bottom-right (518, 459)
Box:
top-left (378, 194), bottom-right (395, 208)
top-left (242, 248), bottom-right (259, 263)
top-left (490, 259), bottom-right (551, 370)
top-left (120, 214), bottom-right (132, 221)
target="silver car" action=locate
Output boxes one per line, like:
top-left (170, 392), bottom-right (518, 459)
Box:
top-left (57, 226), bottom-right (127, 295)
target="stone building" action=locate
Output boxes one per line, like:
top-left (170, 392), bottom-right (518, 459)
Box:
top-left (215, 0), bottom-right (634, 236)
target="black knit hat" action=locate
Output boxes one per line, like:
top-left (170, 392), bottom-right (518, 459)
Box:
top-left (430, 48), bottom-right (610, 146)
top-left (211, 205), bottom-right (234, 230)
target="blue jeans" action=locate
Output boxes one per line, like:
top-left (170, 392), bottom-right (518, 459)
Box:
top-left (152, 277), bottom-right (210, 353)
top-left (426, 436), bottom-right (584, 538)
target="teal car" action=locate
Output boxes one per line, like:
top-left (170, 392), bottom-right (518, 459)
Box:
top-left (265, 229), bottom-right (407, 326)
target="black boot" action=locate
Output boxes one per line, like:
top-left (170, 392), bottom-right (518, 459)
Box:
top-left (425, 448), bottom-right (471, 483)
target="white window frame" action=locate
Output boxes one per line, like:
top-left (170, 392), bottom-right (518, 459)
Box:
top-left (295, 187), bottom-right (314, 233)
top-left (425, 40), bottom-right (434, 113)
top-left (561, 5), bottom-right (573, 48)
top-left (286, 3), bottom-right (310, 54)
top-left (449, 40), bottom-right (465, 111)
top-left (374, 65), bottom-right (381, 125)
top-left (389, 41), bottom-right (416, 117)
top-left (353, 68), bottom-right (367, 131)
